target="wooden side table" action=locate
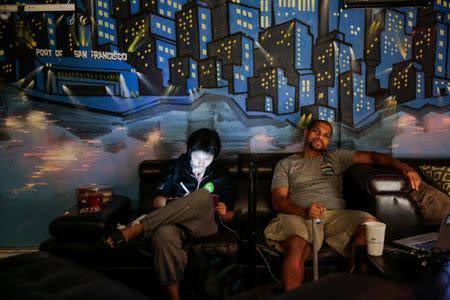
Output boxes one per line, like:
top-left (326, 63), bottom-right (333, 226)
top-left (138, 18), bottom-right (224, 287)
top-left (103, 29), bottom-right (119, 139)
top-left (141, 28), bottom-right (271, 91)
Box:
top-left (367, 246), bottom-right (449, 300)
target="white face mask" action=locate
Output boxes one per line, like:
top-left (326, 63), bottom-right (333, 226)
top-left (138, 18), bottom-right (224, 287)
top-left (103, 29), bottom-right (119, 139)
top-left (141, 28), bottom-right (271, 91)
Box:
top-left (190, 150), bottom-right (214, 175)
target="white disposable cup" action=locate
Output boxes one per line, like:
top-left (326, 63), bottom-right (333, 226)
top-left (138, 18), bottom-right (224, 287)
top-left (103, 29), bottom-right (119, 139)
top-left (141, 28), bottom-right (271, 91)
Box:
top-left (365, 221), bottom-right (386, 256)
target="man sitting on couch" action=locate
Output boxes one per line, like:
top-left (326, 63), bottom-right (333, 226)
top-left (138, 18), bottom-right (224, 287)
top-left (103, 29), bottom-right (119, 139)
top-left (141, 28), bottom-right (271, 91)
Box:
top-left (105, 128), bottom-right (235, 300)
top-left (264, 119), bottom-right (422, 292)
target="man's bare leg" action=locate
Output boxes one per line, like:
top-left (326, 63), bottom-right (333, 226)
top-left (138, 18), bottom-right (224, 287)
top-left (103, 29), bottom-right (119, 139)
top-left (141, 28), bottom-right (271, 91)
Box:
top-left (167, 282), bottom-right (180, 300)
top-left (349, 217), bottom-right (377, 272)
top-left (280, 235), bottom-right (312, 291)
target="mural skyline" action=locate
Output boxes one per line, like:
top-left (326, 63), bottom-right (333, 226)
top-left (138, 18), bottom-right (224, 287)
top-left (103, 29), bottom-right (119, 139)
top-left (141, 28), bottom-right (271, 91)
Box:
top-left (1, 1), bottom-right (450, 247)
top-left (1, 0), bottom-right (449, 129)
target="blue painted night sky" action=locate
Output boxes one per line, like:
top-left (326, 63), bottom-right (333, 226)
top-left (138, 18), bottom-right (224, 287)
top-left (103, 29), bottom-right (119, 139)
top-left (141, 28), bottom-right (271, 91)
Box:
top-left (0, 0), bottom-right (448, 126)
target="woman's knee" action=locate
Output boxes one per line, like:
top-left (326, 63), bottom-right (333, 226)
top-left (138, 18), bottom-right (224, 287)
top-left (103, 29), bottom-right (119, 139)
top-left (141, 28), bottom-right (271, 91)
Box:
top-left (185, 189), bottom-right (213, 211)
top-left (151, 226), bottom-right (183, 250)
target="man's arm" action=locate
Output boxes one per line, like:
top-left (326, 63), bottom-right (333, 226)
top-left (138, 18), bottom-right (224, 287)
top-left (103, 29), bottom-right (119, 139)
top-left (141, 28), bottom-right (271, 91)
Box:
top-left (352, 151), bottom-right (421, 190)
top-left (272, 187), bottom-right (325, 219)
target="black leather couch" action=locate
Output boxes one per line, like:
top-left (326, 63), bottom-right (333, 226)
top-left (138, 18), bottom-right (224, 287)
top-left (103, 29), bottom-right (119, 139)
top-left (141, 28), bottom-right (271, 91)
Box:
top-left (40, 156), bottom-right (254, 299)
top-left (0, 251), bottom-right (151, 300)
top-left (241, 154), bottom-right (430, 283)
top-left (38, 153), bottom-right (438, 298)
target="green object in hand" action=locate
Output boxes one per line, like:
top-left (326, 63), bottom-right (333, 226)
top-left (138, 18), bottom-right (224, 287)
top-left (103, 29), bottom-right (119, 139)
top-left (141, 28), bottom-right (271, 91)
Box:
top-left (203, 182), bottom-right (215, 193)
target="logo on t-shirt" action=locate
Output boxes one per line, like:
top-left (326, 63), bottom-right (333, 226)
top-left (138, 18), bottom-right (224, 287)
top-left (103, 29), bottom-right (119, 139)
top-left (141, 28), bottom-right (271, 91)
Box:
top-left (320, 152), bottom-right (336, 175)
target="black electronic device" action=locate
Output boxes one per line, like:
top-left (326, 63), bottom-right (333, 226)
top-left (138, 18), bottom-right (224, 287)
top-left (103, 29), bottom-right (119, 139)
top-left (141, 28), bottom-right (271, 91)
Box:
top-left (393, 214), bottom-right (450, 253)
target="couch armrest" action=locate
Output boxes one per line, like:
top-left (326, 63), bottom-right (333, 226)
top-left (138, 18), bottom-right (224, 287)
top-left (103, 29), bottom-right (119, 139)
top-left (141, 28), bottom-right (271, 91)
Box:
top-left (49, 195), bottom-right (131, 240)
top-left (368, 175), bottom-right (424, 241)
top-left (344, 165), bottom-right (424, 241)
top-left (367, 174), bottom-right (411, 194)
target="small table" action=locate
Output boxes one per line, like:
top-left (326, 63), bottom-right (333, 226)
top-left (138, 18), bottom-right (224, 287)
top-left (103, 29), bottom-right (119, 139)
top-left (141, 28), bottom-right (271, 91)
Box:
top-left (367, 245), bottom-right (449, 300)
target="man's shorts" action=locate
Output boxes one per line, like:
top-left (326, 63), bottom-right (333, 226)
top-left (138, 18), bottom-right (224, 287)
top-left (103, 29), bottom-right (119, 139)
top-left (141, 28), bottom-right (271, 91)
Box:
top-left (264, 210), bottom-right (374, 256)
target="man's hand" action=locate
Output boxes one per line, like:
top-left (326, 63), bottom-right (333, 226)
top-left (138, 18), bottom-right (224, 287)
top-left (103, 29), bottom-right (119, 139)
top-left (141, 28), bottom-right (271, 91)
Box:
top-left (153, 196), bottom-right (167, 208)
top-left (306, 203), bottom-right (326, 220)
top-left (401, 166), bottom-right (422, 191)
top-left (215, 202), bottom-right (227, 216)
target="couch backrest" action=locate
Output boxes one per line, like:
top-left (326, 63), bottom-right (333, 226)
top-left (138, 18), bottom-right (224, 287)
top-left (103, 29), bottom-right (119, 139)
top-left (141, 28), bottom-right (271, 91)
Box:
top-left (138, 157), bottom-right (252, 235)
top-left (138, 155), bottom-right (436, 246)
top-left (239, 153), bottom-right (294, 245)
top-left (139, 160), bottom-right (170, 214)
top-left (248, 155), bottom-right (427, 243)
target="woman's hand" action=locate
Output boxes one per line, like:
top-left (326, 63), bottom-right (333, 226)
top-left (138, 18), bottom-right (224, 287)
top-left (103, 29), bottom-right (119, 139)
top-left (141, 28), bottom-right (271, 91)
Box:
top-left (215, 202), bottom-right (227, 216)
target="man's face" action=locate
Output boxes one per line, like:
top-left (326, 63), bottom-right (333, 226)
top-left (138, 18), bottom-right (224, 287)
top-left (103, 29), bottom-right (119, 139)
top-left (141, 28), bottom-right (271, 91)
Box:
top-left (304, 122), bottom-right (332, 152)
top-left (190, 150), bottom-right (214, 174)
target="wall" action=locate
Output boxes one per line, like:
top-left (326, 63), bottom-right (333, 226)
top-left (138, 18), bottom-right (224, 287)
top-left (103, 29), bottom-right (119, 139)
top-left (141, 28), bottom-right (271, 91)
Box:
top-left (0, 0), bottom-right (449, 247)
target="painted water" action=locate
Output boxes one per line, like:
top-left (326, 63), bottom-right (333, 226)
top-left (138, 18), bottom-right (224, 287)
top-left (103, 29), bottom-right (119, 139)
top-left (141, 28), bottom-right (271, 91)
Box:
top-left (0, 84), bottom-right (449, 246)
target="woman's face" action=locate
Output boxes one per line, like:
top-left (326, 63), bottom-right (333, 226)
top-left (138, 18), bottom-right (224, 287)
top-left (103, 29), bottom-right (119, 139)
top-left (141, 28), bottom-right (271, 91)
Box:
top-left (190, 150), bottom-right (214, 174)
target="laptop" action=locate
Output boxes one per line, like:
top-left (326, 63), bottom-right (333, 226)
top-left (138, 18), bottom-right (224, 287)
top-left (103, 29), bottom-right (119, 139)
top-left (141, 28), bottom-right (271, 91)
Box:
top-left (393, 214), bottom-right (450, 252)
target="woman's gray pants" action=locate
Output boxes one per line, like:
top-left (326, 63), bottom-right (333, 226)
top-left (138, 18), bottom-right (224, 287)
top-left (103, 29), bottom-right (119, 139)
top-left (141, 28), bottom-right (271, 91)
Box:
top-left (141, 189), bottom-right (217, 285)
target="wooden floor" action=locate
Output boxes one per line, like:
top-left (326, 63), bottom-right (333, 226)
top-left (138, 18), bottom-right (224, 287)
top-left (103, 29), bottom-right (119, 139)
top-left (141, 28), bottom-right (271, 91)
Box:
top-left (0, 248), bottom-right (38, 259)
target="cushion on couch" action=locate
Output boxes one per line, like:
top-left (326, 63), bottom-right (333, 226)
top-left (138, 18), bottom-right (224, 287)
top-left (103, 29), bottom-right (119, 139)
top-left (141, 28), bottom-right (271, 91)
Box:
top-left (418, 165), bottom-right (450, 196)
top-left (409, 181), bottom-right (450, 226)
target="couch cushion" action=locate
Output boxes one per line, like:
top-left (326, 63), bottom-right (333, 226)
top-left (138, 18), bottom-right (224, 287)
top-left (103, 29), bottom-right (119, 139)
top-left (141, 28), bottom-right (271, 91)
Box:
top-left (0, 251), bottom-right (150, 300)
top-left (418, 165), bottom-right (450, 197)
top-left (39, 238), bottom-right (154, 269)
top-left (186, 231), bottom-right (240, 257)
top-left (409, 181), bottom-right (450, 226)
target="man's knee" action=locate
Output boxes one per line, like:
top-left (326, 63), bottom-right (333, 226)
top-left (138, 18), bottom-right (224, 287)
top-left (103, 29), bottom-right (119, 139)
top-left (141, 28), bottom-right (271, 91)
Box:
top-left (282, 235), bottom-right (311, 258)
top-left (358, 217), bottom-right (377, 231)
top-left (353, 217), bottom-right (378, 245)
top-left (361, 216), bottom-right (377, 223)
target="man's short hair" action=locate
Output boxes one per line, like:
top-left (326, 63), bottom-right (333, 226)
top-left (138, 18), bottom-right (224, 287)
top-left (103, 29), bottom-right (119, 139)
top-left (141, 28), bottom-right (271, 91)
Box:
top-left (187, 128), bottom-right (221, 158)
top-left (306, 119), bottom-right (333, 137)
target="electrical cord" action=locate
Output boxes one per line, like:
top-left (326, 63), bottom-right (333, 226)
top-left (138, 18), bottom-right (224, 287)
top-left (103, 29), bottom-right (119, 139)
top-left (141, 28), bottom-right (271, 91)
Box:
top-left (218, 215), bottom-right (240, 241)
top-left (218, 216), bottom-right (281, 285)
top-left (255, 245), bottom-right (281, 285)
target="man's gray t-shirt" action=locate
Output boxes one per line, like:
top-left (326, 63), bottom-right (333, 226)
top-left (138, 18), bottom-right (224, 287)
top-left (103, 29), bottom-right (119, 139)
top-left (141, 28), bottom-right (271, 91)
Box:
top-left (271, 149), bottom-right (355, 210)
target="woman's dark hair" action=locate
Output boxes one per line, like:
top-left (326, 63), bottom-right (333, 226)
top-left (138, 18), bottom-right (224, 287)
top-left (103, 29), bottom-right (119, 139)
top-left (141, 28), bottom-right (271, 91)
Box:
top-left (186, 128), bottom-right (221, 159)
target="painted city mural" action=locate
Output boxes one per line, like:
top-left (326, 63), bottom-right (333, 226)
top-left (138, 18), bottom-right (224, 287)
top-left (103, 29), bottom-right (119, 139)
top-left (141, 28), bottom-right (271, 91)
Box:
top-left (0, 0), bottom-right (450, 246)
